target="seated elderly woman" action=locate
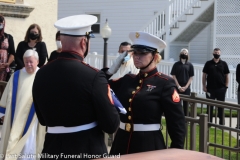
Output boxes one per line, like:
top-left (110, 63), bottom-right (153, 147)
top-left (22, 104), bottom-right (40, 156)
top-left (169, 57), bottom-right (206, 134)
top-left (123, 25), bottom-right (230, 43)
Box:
top-left (104, 31), bottom-right (186, 155)
top-left (0, 49), bottom-right (45, 159)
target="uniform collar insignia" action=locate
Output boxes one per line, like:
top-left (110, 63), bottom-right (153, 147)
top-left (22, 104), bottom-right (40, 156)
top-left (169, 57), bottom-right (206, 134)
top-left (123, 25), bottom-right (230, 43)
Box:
top-left (146, 84), bottom-right (156, 91)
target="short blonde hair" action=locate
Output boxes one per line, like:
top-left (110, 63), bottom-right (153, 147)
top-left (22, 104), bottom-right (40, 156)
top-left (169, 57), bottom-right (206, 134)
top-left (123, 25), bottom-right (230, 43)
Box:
top-left (180, 48), bottom-right (189, 55)
top-left (155, 54), bottom-right (162, 64)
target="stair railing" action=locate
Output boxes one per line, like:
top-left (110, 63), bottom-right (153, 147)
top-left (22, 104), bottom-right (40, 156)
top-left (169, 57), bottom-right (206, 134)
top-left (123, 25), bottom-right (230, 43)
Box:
top-left (141, 0), bottom-right (203, 39)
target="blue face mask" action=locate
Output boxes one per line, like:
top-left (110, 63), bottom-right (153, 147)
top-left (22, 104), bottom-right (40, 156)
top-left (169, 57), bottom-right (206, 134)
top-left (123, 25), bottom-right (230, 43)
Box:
top-left (123, 53), bottom-right (131, 63)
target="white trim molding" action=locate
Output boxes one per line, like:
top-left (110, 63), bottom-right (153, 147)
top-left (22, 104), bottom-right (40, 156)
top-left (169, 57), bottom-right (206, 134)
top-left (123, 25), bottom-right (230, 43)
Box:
top-left (0, 1), bottom-right (34, 18)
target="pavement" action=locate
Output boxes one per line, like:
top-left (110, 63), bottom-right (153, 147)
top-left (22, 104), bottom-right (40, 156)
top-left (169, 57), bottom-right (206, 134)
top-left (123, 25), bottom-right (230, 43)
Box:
top-left (220, 117), bottom-right (238, 129)
top-left (213, 117), bottom-right (240, 139)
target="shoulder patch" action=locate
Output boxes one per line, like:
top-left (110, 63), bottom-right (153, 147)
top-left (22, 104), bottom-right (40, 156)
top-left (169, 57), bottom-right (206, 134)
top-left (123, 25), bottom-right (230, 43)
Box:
top-left (81, 61), bottom-right (99, 72)
top-left (172, 89), bottom-right (180, 103)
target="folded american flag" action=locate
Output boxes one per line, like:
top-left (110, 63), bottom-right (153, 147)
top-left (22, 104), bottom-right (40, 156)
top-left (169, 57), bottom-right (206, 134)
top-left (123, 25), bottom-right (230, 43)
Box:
top-left (110, 89), bottom-right (127, 114)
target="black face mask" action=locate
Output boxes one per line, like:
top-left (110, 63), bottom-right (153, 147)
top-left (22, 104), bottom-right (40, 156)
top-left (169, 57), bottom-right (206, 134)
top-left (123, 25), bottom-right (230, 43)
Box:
top-left (213, 54), bottom-right (220, 59)
top-left (180, 54), bottom-right (188, 59)
top-left (29, 32), bottom-right (39, 40)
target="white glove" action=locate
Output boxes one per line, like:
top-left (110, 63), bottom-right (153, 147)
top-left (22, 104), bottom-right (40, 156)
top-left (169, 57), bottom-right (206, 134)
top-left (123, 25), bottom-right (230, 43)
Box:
top-left (108, 51), bottom-right (128, 75)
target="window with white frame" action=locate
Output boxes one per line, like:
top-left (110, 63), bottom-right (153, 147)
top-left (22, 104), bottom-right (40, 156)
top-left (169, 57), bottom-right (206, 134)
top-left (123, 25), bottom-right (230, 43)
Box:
top-left (89, 14), bottom-right (100, 34)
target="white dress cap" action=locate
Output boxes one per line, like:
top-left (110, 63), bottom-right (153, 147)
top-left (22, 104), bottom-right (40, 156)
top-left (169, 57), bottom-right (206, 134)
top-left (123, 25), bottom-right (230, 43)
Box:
top-left (129, 31), bottom-right (166, 52)
top-left (54, 14), bottom-right (98, 36)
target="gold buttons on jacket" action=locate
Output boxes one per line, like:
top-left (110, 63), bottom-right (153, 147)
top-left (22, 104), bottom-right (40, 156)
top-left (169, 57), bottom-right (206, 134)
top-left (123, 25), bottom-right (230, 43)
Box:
top-left (132, 91), bottom-right (135, 94)
top-left (139, 79), bottom-right (142, 83)
top-left (126, 123), bottom-right (131, 132)
top-left (129, 98), bottom-right (132, 102)
top-left (144, 73), bottom-right (148, 77)
top-left (128, 107), bottom-right (131, 111)
top-left (128, 116), bottom-right (132, 120)
top-left (136, 86), bottom-right (140, 90)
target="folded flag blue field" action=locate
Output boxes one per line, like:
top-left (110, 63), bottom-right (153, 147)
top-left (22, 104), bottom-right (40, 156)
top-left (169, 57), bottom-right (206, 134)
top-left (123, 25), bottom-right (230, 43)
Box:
top-left (110, 89), bottom-right (127, 114)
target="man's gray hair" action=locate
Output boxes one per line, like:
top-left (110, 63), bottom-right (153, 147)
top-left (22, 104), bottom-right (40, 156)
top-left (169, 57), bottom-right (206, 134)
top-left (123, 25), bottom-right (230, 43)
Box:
top-left (23, 49), bottom-right (39, 60)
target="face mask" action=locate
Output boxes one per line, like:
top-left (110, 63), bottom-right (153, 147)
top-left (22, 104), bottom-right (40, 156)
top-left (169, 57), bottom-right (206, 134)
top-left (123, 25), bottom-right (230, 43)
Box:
top-left (118, 51), bottom-right (125, 56)
top-left (29, 32), bottom-right (39, 40)
top-left (123, 53), bottom-right (131, 63)
top-left (213, 54), bottom-right (220, 59)
top-left (180, 54), bottom-right (188, 59)
top-left (56, 40), bottom-right (62, 49)
top-left (0, 24), bottom-right (3, 29)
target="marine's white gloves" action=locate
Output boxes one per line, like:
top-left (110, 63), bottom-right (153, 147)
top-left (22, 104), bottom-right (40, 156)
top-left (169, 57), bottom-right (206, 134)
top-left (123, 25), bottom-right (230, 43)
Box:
top-left (107, 51), bottom-right (128, 75)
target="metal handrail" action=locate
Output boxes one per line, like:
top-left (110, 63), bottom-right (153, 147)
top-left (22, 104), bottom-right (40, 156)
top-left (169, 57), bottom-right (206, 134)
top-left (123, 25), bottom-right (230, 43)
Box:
top-left (175, 92), bottom-right (240, 159)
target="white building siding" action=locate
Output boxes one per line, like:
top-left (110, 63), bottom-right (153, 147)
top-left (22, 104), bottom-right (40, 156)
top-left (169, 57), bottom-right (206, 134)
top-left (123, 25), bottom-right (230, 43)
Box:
top-left (189, 21), bottom-right (214, 64)
top-left (58, 0), bottom-right (169, 55)
top-left (168, 23), bottom-right (215, 63)
top-left (169, 43), bottom-right (188, 62)
top-left (214, 0), bottom-right (240, 68)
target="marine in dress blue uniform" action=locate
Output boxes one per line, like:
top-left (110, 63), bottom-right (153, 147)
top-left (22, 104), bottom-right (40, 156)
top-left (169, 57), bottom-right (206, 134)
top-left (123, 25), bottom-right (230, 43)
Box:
top-left (32, 15), bottom-right (120, 160)
top-left (104, 32), bottom-right (186, 155)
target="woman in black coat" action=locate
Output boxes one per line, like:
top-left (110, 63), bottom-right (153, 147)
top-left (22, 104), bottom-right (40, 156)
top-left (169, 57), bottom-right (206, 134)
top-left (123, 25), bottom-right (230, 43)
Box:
top-left (15, 23), bottom-right (48, 71)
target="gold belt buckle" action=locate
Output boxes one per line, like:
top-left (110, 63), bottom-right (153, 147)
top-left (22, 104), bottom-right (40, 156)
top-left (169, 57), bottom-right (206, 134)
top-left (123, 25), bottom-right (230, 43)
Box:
top-left (125, 123), bottom-right (131, 132)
